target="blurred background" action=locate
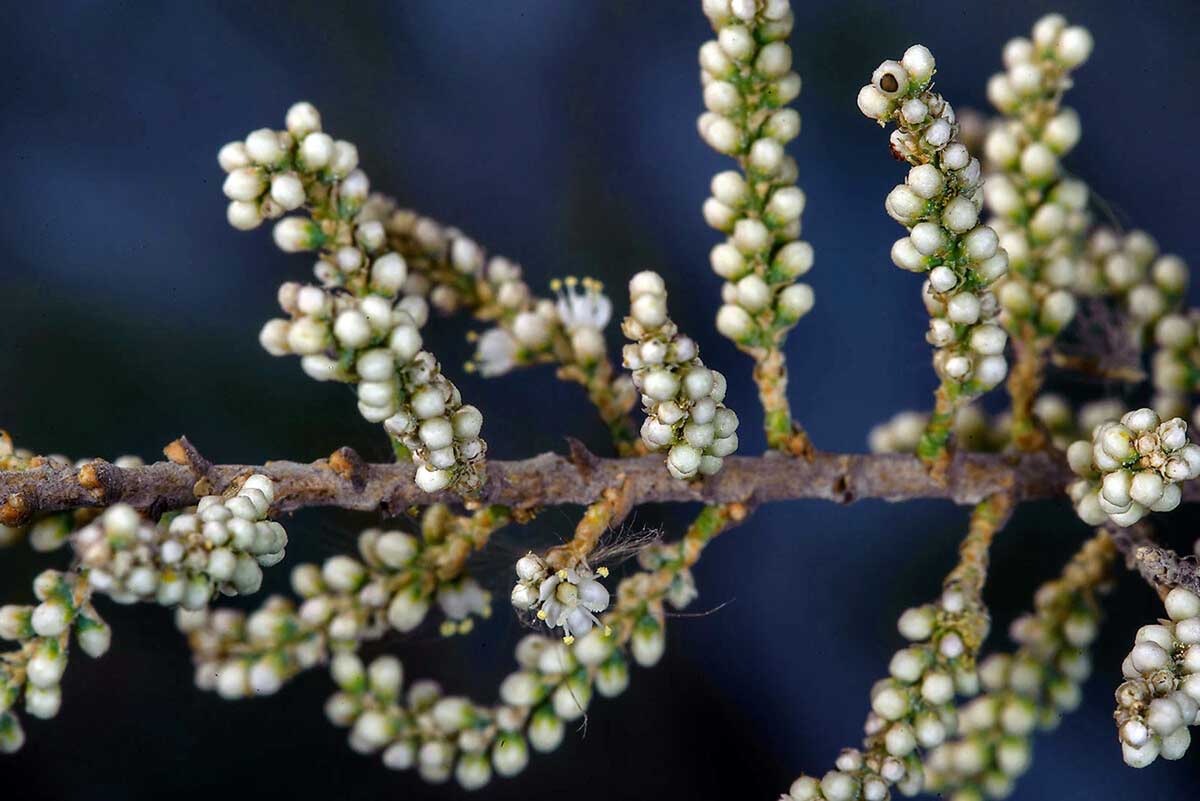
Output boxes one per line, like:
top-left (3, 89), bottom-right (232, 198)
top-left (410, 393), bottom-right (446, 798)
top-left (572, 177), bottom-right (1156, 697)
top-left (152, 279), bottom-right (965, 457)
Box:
top-left (2, 1), bottom-right (1199, 799)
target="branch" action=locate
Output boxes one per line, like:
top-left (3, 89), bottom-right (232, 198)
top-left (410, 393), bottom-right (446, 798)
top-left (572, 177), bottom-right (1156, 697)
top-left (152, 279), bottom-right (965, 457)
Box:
top-left (0, 437), bottom-right (1144, 525)
top-left (1107, 522), bottom-right (1200, 598)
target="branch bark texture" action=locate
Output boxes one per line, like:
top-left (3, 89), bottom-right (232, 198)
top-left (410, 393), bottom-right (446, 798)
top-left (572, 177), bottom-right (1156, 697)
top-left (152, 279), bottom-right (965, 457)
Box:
top-left (0, 437), bottom-right (1124, 525)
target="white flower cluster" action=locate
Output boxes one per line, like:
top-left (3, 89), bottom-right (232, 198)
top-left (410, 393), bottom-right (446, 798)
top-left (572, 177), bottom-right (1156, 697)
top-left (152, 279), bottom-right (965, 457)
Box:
top-left (1067, 408), bottom-right (1200, 527)
top-left (782, 585), bottom-right (987, 800)
top-left (1151, 310), bottom-right (1200, 421)
top-left (925, 534), bottom-right (1113, 798)
top-left (510, 553), bottom-right (610, 643)
top-left (1075, 227), bottom-right (1189, 339)
top-left (858, 46), bottom-right (1011, 397)
top-left (697, 0), bottom-right (816, 348)
top-left (218, 101), bottom-right (359, 234)
top-left (0, 569), bottom-right (110, 754)
top-left (984, 15), bottom-right (1093, 337)
top-left (262, 280), bottom-right (486, 493)
top-left (75, 478), bottom-right (283, 608)
top-left (180, 519), bottom-right (497, 700)
top-left (221, 104), bottom-right (487, 494)
top-left (320, 630), bottom-right (632, 790)
top-left (1115, 587), bottom-right (1200, 768)
top-left (622, 271), bottom-right (739, 479)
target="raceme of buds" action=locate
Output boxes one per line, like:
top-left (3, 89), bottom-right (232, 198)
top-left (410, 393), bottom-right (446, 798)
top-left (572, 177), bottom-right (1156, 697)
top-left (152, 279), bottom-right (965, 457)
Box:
top-left (859, 45), bottom-right (1011, 402)
top-left (75, 479), bottom-right (283, 609)
top-left (1067, 409), bottom-right (1200, 527)
top-left (510, 552), bottom-right (611, 644)
top-left (1074, 227), bottom-right (1189, 343)
top-left (924, 533), bottom-right (1115, 798)
top-left (984, 15), bottom-right (1094, 339)
top-left (262, 283), bottom-right (486, 493)
top-left (0, 568), bottom-right (111, 754)
top-left (181, 514), bottom-right (504, 702)
top-left (781, 580), bottom-right (992, 800)
top-left (622, 271), bottom-right (739, 479)
top-left (1114, 587), bottom-right (1200, 768)
top-left (698, 0), bottom-right (815, 352)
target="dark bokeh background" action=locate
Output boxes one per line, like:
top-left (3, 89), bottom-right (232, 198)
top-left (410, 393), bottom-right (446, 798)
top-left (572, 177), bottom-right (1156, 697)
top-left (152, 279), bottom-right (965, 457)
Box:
top-left (2, 1), bottom-right (1199, 799)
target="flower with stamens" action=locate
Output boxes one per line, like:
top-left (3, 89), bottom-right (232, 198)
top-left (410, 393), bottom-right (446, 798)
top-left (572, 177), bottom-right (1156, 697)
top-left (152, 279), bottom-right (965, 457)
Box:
top-left (511, 553), bottom-right (611, 644)
top-left (553, 276), bottom-right (613, 364)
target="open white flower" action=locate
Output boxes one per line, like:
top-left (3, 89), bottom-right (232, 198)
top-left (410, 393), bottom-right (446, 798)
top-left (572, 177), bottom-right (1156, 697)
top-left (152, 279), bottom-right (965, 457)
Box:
top-left (471, 328), bottom-right (518, 377)
top-left (510, 552), bottom-right (610, 643)
top-left (553, 276), bottom-right (612, 333)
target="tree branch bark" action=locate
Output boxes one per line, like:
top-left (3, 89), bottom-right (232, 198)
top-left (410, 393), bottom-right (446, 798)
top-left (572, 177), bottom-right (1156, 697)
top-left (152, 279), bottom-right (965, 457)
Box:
top-left (4, 436), bottom-right (1200, 527)
top-left (0, 436), bottom-right (1100, 525)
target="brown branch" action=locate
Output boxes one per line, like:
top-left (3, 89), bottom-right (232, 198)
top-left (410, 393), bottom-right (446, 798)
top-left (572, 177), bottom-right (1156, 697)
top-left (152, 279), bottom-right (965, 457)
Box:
top-left (1108, 522), bottom-right (1200, 599)
top-left (0, 437), bottom-right (1100, 525)
top-left (4, 435), bottom-right (1200, 527)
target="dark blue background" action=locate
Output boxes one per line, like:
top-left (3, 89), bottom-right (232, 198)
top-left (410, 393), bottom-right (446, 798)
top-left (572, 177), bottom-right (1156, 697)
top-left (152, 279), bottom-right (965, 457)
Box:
top-left (2, 1), bottom-right (1199, 799)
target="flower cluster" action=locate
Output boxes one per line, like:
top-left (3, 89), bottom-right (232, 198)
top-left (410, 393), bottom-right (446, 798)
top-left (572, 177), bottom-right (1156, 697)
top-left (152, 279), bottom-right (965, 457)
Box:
top-left (622, 271), bottom-right (739, 479)
top-left (1066, 408), bottom-right (1200, 527)
top-left (317, 630), bottom-right (631, 790)
top-left (178, 505), bottom-right (706, 791)
top-left (697, 0), bottom-right (815, 351)
top-left (1151, 310), bottom-right (1200, 421)
top-left (262, 280), bottom-right (486, 492)
top-left (783, 582), bottom-right (990, 800)
top-left (1075, 227), bottom-right (1189, 341)
top-left (180, 511), bottom-right (505, 699)
top-left (76, 478), bottom-right (283, 608)
top-left (510, 552), bottom-right (611, 644)
top-left (1115, 587), bottom-right (1200, 767)
top-left (858, 45), bottom-right (1010, 455)
top-left (221, 104), bottom-right (487, 493)
top-left (0, 569), bottom-right (110, 754)
top-left (984, 15), bottom-right (1093, 339)
top-left (924, 533), bottom-right (1115, 798)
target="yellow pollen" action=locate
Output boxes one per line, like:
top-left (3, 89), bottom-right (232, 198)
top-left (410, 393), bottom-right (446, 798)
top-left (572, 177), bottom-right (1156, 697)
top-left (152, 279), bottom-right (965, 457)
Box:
top-left (562, 635), bottom-right (575, 645)
top-left (596, 566), bottom-right (609, 577)
top-left (536, 610), bottom-right (548, 621)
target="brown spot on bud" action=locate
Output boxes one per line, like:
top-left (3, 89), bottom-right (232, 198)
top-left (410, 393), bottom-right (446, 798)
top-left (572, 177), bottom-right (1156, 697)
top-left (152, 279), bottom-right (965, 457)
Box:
top-left (879, 73), bottom-right (899, 93)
